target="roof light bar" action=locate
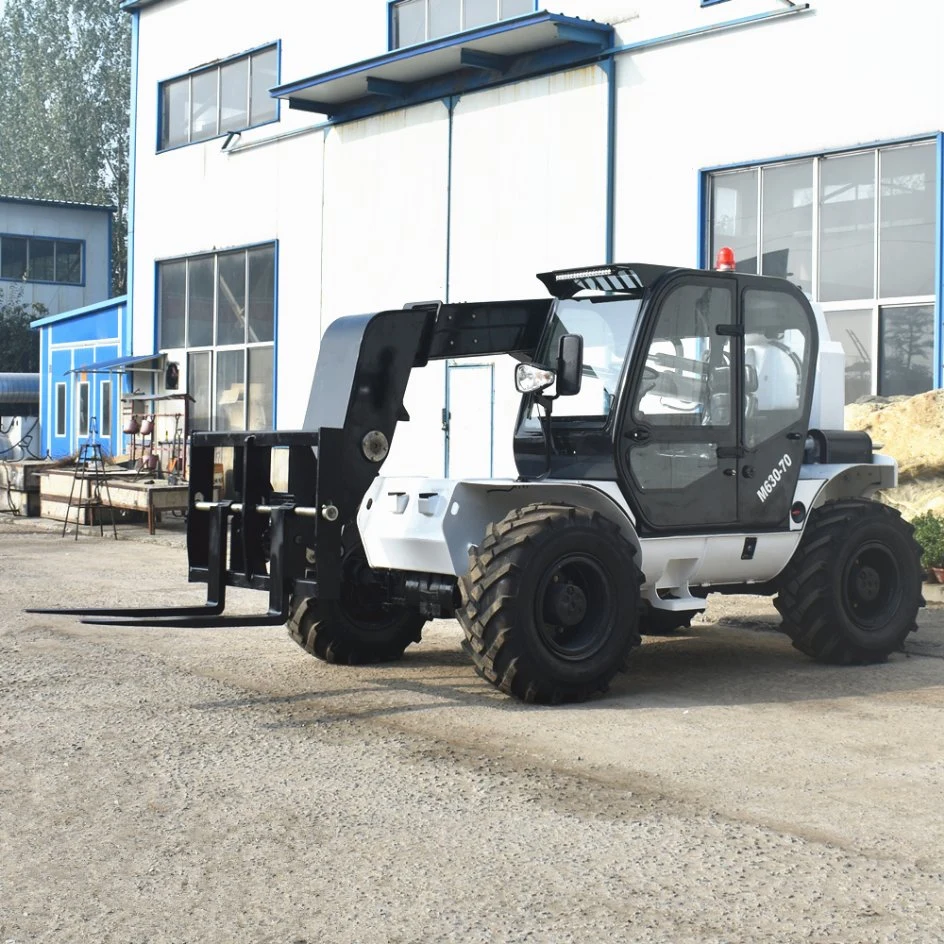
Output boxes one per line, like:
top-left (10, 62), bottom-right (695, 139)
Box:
top-left (555, 267), bottom-right (615, 281)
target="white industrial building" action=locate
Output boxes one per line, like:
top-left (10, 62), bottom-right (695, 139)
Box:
top-left (121, 0), bottom-right (943, 478)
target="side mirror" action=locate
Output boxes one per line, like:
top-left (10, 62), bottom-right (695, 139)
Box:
top-left (556, 334), bottom-right (583, 397)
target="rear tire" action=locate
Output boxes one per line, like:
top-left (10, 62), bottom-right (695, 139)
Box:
top-left (458, 503), bottom-right (641, 704)
top-left (774, 499), bottom-right (922, 664)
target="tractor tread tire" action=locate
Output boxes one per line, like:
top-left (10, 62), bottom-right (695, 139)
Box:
top-left (287, 596), bottom-right (426, 666)
top-left (458, 503), bottom-right (641, 704)
top-left (774, 499), bottom-right (922, 665)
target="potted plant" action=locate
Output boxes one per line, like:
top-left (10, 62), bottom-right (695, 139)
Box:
top-left (911, 511), bottom-right (944, 583)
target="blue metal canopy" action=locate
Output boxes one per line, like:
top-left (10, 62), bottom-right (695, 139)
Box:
top-left (272, 12), bottom-right (613, 123)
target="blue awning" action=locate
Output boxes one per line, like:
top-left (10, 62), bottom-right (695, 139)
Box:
top-left (69, 353), bottom-right (165, 375)
top-left (272, 12), bottom-right (613, 123)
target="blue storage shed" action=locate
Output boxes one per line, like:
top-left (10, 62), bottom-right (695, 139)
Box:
top-left (31, 296), bottom-right (145, 458)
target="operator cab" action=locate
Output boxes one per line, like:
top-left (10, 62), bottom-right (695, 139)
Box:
top-left (515, 257), bottom-right (817, 535)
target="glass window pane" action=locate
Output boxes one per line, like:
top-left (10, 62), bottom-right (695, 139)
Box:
top-left (161, 78), bottom-right (189, 149)
top-left (190, 69), bottom-right (218, 142)
top-left (247, 246), bottom-right (275, 343)
top-left (29, 239), bottom-right (55, 281)
top-left (429, 0), bottom-right (460, 38)
top-left (249, 48), bottom-right (277, 127)
top-left (534, 297), bottom-right (640, 420)
top-left (216, 251), bottom-right (246, 345)
top-left (879, 143), bottom-right (936, 298)
top-left (56, 384), bottom-right (66, 437)
top-left (634, 282), bottom-right (734, 427)
top-left (187, 351), bottom-right (211, 433)
top-left (395, 0), bottom-right (426, 46)
top-left (56, 241), bottom-right (82, 284)
top-left (465, 0), bottom-right (496, 29)
top-left (762, 161), bottom-right (813, 293)
top-left (101, 381), bottom-right (112, 437)
top-left (743, 289), bottom-right (811, 448)
top-left (247, 346), bottom-right (274, 428)
top-left (879, 304), bottom-right (934, 397)
top-left (187, 256), bottom-right (215, 347)
top-left (220, 58), bottom-right (249, 133)
top-left (710, 169), bottom-right (757, 274)
top-left (159, 261), bottom-right (186, 348)
top-left (77, 382), bottom-right (89, 437)
top-left (215, 349), bottom-right (245, 432)
top-left (825, 309), bottom-right (873, 404)
top-left (819, 152), bottom-right (875, 302)
top-left (501, 0), bottom-right (533, 16)
top-left (1, 236), bottom-right (27, 279)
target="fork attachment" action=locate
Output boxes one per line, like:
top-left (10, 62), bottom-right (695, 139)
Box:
top-left (30, 306), bottom-right (437, 629)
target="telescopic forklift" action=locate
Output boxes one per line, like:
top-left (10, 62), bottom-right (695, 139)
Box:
top-left (32, 253), bottom-right (924, 703)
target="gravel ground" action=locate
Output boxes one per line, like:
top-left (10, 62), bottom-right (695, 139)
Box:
top-left (2, 516), bottom-right (943, 943)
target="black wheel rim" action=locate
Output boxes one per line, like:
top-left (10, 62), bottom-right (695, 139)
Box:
top-left (841, 540), bottom-right (902, 632)
top-left (535, 553), bottom-right (616, 661)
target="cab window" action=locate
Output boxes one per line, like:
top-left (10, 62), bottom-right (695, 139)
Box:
top-left (633, 282), bottom-right (734, 427)
top-left (529, 296), bottom-right (641, 421)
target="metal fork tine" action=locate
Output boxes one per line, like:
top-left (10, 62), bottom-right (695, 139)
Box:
top-left (79, 613), bottom-right (286, 629)
top-left (26, 603), bottom-right (225, 618)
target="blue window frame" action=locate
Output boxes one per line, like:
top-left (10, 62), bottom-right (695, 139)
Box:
top-left (156, 242), bottom-right (277, 432)
top-left (388, 0), bottom-right (537, 49)
top-left (158, 43), bottom-right (280, 152)
top-left (0, 233), bottom-right (84, 285)
top-left (701, 1), bottom-right (732, 6)
top-left (701, 136), bottom-right (941, 400)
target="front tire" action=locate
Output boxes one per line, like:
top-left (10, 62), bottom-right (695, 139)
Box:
top-left (458, 503), bottom-right (641, 704)
top-left (774, 499), bottom-right (922, 664)
top-left (287, 538), bottom-right (426, 665)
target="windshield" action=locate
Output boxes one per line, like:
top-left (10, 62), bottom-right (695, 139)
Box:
top-left (532, 295), bottom-right (642, 420)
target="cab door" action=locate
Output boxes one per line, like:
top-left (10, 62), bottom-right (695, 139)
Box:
top-left (617, 276), bottom-right (740, 532)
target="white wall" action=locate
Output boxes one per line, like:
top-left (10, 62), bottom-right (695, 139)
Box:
top-left (448, 65), bottom-right (609, 476)
top-left (0, 201), bottom-right (111, 315)
top-left (613, 0), bottom-right (944, 265)
top-left (130, 0), bottom-right (944, 476)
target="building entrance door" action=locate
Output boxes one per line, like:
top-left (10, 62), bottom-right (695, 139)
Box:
top-left (445, 363), bottom-right (494, 479)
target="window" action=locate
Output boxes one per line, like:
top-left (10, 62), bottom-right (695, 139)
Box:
top-left (159, 45), bottom-right (278, 151)
top-left (706, 140), bottom-right (937, 403)
top-left (158, 244), bottom-right (276, 432)
top-left (530, 296), bottom-right (640, 421)
top-left (55, 383), bottom-right (66, 437)
top-left (390, 0), bottom-right (535, 48)
top-left (100, 381), bottom-right (112, 438)
top-left (742, 289), bottom-right (811, 449)
top-left (0, 235), bottom-right (83, 284)
top-left (634, 283), bottom-right (733, 428)
top-left (879, 304), bottom-right (934, 396)
top-left (77, 382), bottom-right (89, 438)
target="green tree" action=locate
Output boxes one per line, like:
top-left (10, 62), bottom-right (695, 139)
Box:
top-left (0, 0), bottom-right (131, 293)
top-left (0, 284), bottom-right (45, 372)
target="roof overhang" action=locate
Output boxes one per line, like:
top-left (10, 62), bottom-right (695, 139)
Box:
top-left (273, 12), bottom-right (613, 123)
top-left (120, 0), bottom-right (166, 11)
top-left (69, 353), bottom-right (165, 375)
